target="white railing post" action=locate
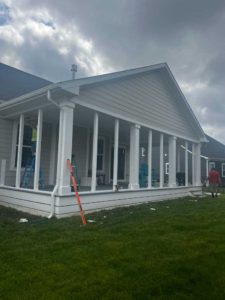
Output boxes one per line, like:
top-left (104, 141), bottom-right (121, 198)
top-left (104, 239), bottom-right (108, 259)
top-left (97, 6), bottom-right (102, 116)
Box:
top-left (113, 119), bottom-right (119, 191)
top-left (185, 141), bottom-right (189, 187)
top-left (34, 109), bottom-right (43, 190)
top-left (129, 124), bottom-right (140, 190)
top-left (91, 112), bottom-right (99, 192)
top-left (16, 114), bottom-right (24, 188)
top-left (0, 160), bottom-right (6, 186)
top-left (168, 136), bottom-right (177, 187)
top-left (159, 133), bottom-right (164, 188)
top-left (148, 130), bottom-right (152, 188)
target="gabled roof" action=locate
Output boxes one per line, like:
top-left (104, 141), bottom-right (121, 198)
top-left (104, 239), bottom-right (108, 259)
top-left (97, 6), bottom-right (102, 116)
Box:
top-left (201, 135), bottom-right (225, 161)
top-left (0, 62), bottom-right (206, 142)
top-left (0, 63), bottom-right (51, 101)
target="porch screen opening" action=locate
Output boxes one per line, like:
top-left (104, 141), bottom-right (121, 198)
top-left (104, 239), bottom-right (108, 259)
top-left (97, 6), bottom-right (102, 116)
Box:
top-left (15, 125), bottom-right (33, 168)
top-left (97, 138), bottom-right (104, 171)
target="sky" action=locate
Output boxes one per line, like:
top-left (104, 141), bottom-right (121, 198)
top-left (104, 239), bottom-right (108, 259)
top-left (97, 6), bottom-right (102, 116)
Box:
top-left (1, 0), bottom-right (225, 143)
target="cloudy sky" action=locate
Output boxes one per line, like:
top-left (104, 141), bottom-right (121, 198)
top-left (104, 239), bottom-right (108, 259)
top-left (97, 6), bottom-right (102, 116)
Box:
top-left (1, 0), bottom-right (225, 143)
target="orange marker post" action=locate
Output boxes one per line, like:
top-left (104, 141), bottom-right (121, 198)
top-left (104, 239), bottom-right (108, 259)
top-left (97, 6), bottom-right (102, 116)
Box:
top-left (67, 159), bottom-right (87, 225)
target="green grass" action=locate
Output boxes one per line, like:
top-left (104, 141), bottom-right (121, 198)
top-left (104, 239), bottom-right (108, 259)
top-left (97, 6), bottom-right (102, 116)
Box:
top-left (1, 196), bottom-right (225, 299)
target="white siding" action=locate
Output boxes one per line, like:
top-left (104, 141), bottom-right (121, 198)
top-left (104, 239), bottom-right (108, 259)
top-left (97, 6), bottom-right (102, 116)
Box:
top-left (76, 71), bottom-right (199, 141)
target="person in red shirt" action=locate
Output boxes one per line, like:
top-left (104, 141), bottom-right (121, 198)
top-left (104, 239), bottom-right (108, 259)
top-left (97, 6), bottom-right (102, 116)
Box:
top-left (208, 168), bottom-right (221, 198)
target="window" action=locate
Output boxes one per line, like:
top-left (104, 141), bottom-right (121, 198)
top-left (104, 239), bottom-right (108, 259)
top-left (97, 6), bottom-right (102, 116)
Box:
top-left (165, 162), bottom-right (169, 175)
top-left (222, 163), bottom-right (225, 178)
top-left (97, 138), bottom-right (105, 171)
top-left (11, 123), bottom-right (33, 169)
top-left (209, 162), bottom-right (215, 171)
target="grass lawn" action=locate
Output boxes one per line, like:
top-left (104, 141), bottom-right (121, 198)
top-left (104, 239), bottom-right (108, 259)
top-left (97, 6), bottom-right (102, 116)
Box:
top-left (1, 196), bottom-right (225, 299)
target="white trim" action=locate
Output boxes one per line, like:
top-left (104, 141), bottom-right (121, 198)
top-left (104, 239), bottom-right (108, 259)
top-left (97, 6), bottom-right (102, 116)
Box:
top-left (34, 109), bottom-right (43, 190)
top-left (148, 130), bottom-right (152, 188)
top-left (165, 162), bottom-right (169, 175)
top-left (209, 162), bottom-right (215, 170)
top-left (91, 112), bottom-right (99, 192)
top-left (185, 141), bottom-right (189, 187)
top-left (113, 119), bottom-right (119, 190)
top-left (160, 133), bottom-right (164, 188)
top-left (85, 128), bottom-right (90, 177)
top-left (10, 120), bottom-right (18, 171)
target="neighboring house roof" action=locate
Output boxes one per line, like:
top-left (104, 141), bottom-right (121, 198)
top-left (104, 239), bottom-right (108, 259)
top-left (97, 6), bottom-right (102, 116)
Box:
top-left (0, 63), bottom-right (51, 101)
top-left (201, 134), bottom-right (225, 161)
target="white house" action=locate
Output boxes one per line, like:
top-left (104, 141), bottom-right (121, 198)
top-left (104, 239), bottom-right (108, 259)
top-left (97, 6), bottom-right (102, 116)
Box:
top-left (0, 63), bottom-right (207, 218)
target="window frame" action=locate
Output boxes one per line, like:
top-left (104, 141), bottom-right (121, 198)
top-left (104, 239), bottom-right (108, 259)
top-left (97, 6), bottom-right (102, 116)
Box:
top-left (165, 162), bottom-right (169, 175)
top-left (97, 137), bottom-right (105, 172)
top-left (10, 121), bottom-right (33, 171)
top-left (209, 162), bottom-right (215, 171)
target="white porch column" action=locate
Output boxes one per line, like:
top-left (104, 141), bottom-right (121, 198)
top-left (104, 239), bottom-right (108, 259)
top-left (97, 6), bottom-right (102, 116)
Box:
top-left (195, 143), bottom-right (201, 186)
top-left (113, 119), bottom-right (119, 191)
top-left (0, 159), bottom-right (6, 186)
top-left (129, 124), bottom-right (140, 190)
top-left (185, 141), bottom-right (189, 187)
top-left (16, 114), bottom-right (24, 188)
top-left (48, 123), bottom-right (57, 185)
top-left (148, 130), bottom-right (152, 188)
top-left (177, 145), bottom-right (181, 172)
top-left (34, 109), bottom-right (43, 190)
top-left (159, 133), bottom-right (164, 188)
top-left (58, 101), bottom-right (75, 195)
top-left (85, 128), bottom-right (90, 177)
top-left (206, 158), bottom-right (209, 187)
top-left (168, 136), bottom-right (177, 187)
top-left (56, 109), bottom-right (63, 186)
top-left (91, 112), bottom-right (99, 192)
top-left (192, 143), bottom-right (195, 186)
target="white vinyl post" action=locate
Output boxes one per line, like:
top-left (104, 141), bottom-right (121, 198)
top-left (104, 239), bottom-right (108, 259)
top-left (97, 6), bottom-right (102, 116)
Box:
top-left (16, 114), bottom-right (24, 188)
top-left (148, 130), bottom-right (152, 188)
top-left (0, 159), bottom-right (6, 186)
top-left (113, 119), bottom-right (119, 191)
top-left (58, 101), bottom-right (75, 195)
top-left (56, 109), bottom-right (63, 186)
top-left (195, 143), bottom-right (201, 186)
top-left (91, 112), bottom-right (99, 192)
top-left (49, 123), bottom-right (57, 185)
top-left (159, 133), bottom-right (164, 188)
top-left (168, 136), bottom-right (177, 187)
top-left (177, 145), bottom-right (181, 172)
top-left (129, 124), bottom-right (140, 189)
top-left (34, 109), bottom-right (43, 190)
top-left (85, 128), bottom-right (90, 177)
top-left (185, 141), bottom-right (189, 187)
top-left (192, 143), bottom-right (195, 186)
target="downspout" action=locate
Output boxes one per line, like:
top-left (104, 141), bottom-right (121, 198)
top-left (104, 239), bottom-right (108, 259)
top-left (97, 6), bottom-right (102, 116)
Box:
top-left (47, 89), bottom-right (60, 218)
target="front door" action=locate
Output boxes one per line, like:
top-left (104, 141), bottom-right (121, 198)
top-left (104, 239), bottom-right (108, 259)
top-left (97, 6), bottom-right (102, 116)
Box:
top-left (110, 147), bottom-right (126, 180)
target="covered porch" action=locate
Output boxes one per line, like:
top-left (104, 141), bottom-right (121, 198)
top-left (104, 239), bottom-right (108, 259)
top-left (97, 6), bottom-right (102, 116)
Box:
top-left (0, 87), bottom-right (202, 217)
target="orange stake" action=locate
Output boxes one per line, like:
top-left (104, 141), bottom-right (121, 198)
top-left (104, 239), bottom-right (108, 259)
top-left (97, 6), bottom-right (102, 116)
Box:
top-left (67, 159), bottom-right (87, 225)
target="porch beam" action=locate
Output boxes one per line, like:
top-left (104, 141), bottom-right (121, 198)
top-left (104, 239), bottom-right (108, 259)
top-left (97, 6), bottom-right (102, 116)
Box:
top-left (148, 130), bottom-right (152, 188)
top-left (91, 112), bottom-right (99, 192)
top-left (34, 109), bottom-right (43, 190)
top-left (159, 133), bottom-right (164, 188)
top-left (16, 114), bottom-right (24, 188)
top-left (185, 141), bottom-right (189, 187)
top-left (113, 119), bottom-right (119, 191)
top-left (168, 136), bottom-right (177, 187)
top-left (129, 124), bottom-right (140, 190)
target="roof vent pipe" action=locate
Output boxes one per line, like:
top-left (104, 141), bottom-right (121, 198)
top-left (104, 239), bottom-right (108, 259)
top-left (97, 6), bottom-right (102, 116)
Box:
top-left (71, 64), bottom-right (77, 80)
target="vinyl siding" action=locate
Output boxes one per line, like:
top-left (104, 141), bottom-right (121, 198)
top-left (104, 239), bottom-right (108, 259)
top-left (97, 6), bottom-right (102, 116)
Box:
top-left (76, 70), bottom-right (199, 141)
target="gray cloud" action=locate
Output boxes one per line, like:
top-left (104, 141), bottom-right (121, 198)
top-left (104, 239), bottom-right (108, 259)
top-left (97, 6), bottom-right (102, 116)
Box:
top-left (1, 0), bottom-right (225, 143)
